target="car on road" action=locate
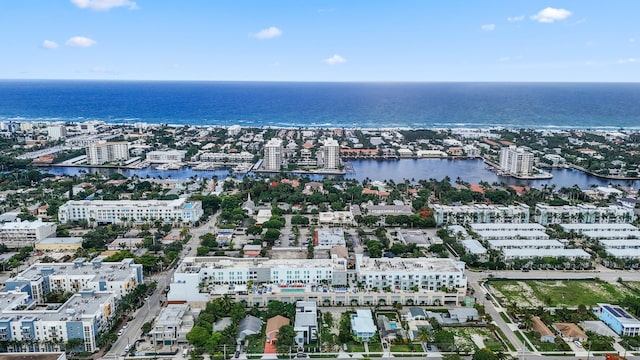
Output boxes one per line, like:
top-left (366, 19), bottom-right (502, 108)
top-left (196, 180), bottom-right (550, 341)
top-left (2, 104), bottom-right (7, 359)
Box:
top-left (122, 323), bottom-right (128, 329)
top-left (235, 351), bottom-right (240, 358)
top-left (117, 330), bottom-right (124, 336)
top-left (296, 353), bottom-right (307, 358)
top-left (574, 341), bottom-right (583, 348)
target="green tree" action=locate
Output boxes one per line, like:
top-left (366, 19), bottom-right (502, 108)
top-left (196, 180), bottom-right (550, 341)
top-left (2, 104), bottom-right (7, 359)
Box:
top-left (276, 325), bottom-right (296, 355)
top-left (472, 348), bottom-right (498, 360)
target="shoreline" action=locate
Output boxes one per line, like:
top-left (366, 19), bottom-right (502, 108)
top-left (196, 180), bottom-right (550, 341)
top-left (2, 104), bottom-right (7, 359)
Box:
top-left (4, 118), bottom-right (640, 132)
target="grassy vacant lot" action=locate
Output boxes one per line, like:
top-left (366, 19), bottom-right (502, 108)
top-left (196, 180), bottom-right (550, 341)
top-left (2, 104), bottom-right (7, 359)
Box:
top-left (488, 279), bottom-right (634, 307)
top-left (448, 327), bottom-right (506, 353)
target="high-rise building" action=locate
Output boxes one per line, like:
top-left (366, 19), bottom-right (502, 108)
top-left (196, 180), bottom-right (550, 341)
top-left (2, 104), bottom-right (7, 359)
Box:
top-left (499, 145), bottom-right (533, 177)
top-left (263, 138), bottom-right (283, 171)
top-left (47, 124), bottom-right (67, 140)
top-left (323, 137), bottom-right (340, 169)
top-left (86, 141), bottom-right (129, 165)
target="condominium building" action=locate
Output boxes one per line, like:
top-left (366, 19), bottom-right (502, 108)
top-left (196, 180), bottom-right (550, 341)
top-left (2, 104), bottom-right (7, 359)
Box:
top-left (0, 220), bottom-right (57, 249)
top-left (354, 255), bottom-right (467, 292)
top-left (263, 138), bottom-right (283, 171)
top-left (167, 255), bottom-right (467, 306)
top-left (46, 125), bottom-right (67, 141)
top-left (0, 258), bottom-right (143, 353)
top-left (432, 203), bottom-right (530, 225)
top-left (536, 203), bottom-right (635, 226)
top-left (499, 146), bottom-right (533, 177)
top-left (58, 198), bottom-right (203, 225)
top-left (323, 138), bottom-right (340, 169)
top-left (85, 141), bottom-right (129, 165)
top-left (199, 151), bottom-right (254, 163)
top-left (146, 150), bottom-right (186, 164)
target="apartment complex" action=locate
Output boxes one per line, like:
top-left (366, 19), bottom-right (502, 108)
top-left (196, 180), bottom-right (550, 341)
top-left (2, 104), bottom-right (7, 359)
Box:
top-left (263, 138), bottom-right (283, 171)
top-left (168, 255), bottom-right (467, 306)
top-left (0, 258), bottom-right (143, 353)
top-left (0, 220), bottom-right (57, 249)
top-left (499, 146), bottom-right (533, 177)
top-left (58, 198), bottom-right (203, 225)
top-left (85, 141), bottom-right (129, 165)
top-left (432, 203), bottom-right (530, 225)
top-left (536, 203), bottom-right (635, 225)
top-left (146, 150), bottom-right (186, 163)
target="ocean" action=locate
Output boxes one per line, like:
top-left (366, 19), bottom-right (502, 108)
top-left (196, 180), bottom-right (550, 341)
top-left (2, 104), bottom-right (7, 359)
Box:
top-left (1, 81), bottom-right (640, 130)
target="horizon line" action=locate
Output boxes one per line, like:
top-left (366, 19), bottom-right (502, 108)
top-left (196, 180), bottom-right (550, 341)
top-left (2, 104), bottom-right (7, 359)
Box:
top-left (2, 78), bottom-right (640, 85)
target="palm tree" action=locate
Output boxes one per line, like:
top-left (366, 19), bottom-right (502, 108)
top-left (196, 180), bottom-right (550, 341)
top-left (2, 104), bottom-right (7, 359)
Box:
top-left (416, 326), bottom-right (432, 349)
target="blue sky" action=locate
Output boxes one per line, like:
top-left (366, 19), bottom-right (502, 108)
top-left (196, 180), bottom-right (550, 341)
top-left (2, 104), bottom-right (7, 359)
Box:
top-left (1, 0), bottom-right (638, 81)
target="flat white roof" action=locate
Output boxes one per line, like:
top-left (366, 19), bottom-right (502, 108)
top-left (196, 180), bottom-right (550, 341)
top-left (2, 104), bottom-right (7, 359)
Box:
top-left (460, 239), bottom-right (487, 254)
top-left (502, 248), bottom-right (591, 259)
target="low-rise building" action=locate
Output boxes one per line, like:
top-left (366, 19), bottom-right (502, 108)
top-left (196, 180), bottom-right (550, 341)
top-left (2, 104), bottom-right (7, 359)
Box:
top-left (146, 150), bottom-right (186, 164)
top-left (536, 204), bottom-right (635, 226)
top-left (432, 203), bottom-right (530, 225)
top-left (532, 316), bottom-right (556, 342)
top-left (553, 323), bottom-right (588, 342)
top-left (294, 301), bottom-right (317, 345)
top-left (35, 237), bottom-right (83, 251)
top-left (0, 220), bottom-right (57, 249)
top-left (351, 309), bottom-right (376, 342)
top-left (58, 198), bottom-right (203, 225)
top-left (150, 304), bottom-right (194, 346)
top-left (597, 303), bottom-right (640, 336)
top-left (266, 315), bottom-right (290, 344)
top-left (314, 228), bottom-right (346, 249)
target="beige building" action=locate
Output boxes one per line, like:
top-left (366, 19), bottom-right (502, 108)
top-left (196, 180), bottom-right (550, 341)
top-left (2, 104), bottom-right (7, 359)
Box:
top-left (35, 237), bottom-right (83, 251)
top-left (86, 141), bottom-right (129, 165)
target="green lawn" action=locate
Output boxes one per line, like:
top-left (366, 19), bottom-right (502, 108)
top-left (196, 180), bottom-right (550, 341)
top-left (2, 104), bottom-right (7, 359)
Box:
top-left (489, 279), bottom-right (634, 307)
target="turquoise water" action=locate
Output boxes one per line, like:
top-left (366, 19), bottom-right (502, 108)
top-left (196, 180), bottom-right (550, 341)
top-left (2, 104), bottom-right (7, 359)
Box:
top-left (281, 288), bottom-right (305, 293)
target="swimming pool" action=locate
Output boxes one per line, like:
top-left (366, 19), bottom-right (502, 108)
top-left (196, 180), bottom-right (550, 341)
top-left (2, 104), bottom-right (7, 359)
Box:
top-left (281, 288), bottom-right (305, 293)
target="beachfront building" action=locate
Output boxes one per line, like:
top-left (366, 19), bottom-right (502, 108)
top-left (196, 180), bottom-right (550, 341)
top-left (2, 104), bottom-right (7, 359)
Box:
top-left (323, 137), bottom-right (340, 170)
top-left (47, 124), bottom-right (67, 141)
top-left (168, 255), bottom-right (468, 307)
top-left (499, 145), bottom-right (533, 177)
top-left (0, 220), bottom-right (57, 249)
top-left (263, 138), bottom-right (283, 171)
top-left (597, 303), bottom-right (640, 336)
top-left (58, 198), bottom-right (203, 225)
top-left (85, 141), bottom-right (129, 165)
top-left (0, 258), bottom-right (143, 353)
top-left (146, 150), bottom-right (186, 163)
top-left (536, 204), bottom-right (635, 225)
top-left (432, 203), bottom-right (530, 226)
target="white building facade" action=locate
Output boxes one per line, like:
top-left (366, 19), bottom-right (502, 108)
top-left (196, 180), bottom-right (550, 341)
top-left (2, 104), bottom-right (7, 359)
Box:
top-left (263, 138), bottom-right (283, 171)
top-left (86, 141), bottom-right (129, 165)
top-left (146, 150), bottom-right (186, 163)
top-left (58, 198), bottom-right (203, 225)
top-left (323, 138), bottom-right (340, 169)
top-left (499, 146), bottom-right (533, 177)
top-left (0, 221), bottom-right (57, 249)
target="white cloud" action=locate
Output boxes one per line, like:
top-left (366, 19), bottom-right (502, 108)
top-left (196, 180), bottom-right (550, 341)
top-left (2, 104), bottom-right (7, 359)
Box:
top-left (507, 16), bottom-right (525, 22)
top-left (66, 36), bottom-right (96, 47)
top-left (252, 27), bottom-right (283, 39)
top-left (323, 54), bottom-right (347, 65)
top-left (481, 24), bottom-right (496, 32)
top-left (617, 58), bottom-right (638, 64)
top-left (531, 7), bottom-right (572, 23)
top-left (70, 0), bottom-right (137, 10)
top-left (41, 40), bottom-right (59, 49)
